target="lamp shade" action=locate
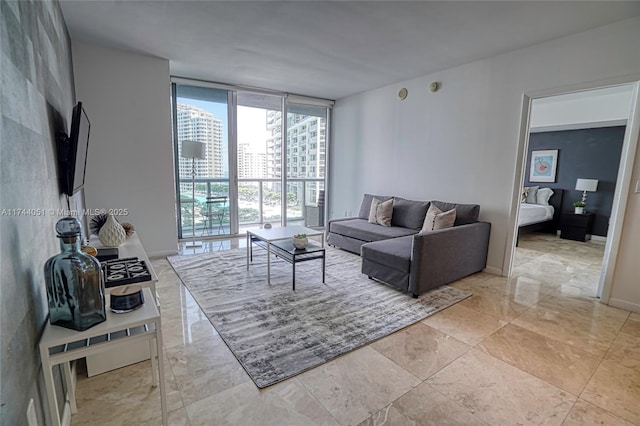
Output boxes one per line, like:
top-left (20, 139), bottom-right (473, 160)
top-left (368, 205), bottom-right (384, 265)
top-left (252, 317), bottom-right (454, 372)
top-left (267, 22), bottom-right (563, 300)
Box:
top-left (181, 140), bottom-right (206, 159)
top-left (575, 178), bottom-right (598, 192)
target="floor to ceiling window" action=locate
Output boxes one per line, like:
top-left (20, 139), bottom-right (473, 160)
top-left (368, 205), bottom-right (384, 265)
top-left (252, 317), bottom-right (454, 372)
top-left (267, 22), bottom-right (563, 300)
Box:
top-left (286, 103), bottom-right (327, 227)
top-left (172, 80), bottom-right (332, 239)
top-left (172, 84), bottom-right (230, 239)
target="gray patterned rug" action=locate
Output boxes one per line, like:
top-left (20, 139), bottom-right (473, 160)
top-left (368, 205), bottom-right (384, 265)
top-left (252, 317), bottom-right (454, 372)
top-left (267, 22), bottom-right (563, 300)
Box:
top-left (167, 246), bottom-right (471, 388)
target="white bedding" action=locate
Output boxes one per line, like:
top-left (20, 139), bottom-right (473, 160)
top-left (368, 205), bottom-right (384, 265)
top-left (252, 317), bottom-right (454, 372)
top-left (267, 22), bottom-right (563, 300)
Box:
top-left (518, 203), bottom-right (554, 227)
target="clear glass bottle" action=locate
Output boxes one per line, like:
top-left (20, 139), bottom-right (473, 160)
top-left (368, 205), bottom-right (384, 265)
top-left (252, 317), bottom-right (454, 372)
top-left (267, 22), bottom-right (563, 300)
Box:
top-left (44, 217), bottom-right (106, 331)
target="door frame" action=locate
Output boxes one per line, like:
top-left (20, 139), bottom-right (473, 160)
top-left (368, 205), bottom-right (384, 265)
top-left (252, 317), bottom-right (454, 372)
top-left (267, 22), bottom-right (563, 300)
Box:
top-left (505, 75), bottom-right (640, 305)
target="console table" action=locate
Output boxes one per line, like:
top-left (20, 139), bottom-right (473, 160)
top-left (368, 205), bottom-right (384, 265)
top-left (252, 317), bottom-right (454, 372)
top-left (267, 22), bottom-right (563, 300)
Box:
top-left (87, 233), bottom-right (159, 376)
top-left (39, 288), bottom-right (167, 426)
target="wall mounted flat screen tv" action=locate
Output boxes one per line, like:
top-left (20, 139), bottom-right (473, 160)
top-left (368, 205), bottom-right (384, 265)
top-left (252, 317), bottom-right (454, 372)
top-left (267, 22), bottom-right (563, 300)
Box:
top-left (59, 102), bottom-right (90, 196)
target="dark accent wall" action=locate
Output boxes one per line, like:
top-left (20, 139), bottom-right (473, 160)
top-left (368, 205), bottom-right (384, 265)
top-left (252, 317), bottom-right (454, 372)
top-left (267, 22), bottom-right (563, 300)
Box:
top-left (1, 1), bottom-right (77, 424)
top-left (525, 126), bottom-right (625, 237)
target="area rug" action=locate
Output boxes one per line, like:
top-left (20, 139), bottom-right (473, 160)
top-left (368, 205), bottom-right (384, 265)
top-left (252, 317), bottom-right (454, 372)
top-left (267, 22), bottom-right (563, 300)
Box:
top-left (167, 246), bottom-right (471, 388)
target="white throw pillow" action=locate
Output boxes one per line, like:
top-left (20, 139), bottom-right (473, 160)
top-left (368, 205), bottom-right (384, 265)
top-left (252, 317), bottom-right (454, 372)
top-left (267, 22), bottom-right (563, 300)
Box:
top-left (368, 197), bottom-right (393, 226)
top-left (536, 188), bottom-right (554, 205)
top-left (368, 198), bottom-right (382, 224)
top-left (375, 199), bottom-right (394, 227)
top-left (420, 204), bottom-right (456, 233)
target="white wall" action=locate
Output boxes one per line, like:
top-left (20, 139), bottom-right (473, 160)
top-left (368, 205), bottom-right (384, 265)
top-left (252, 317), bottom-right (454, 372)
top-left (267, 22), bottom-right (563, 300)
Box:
top-left (331, 17), bottom-right (640, 278)
top-left (530, 85), bottom-right (633, 130)
top-left (72, 42), bottom-right (177, 255)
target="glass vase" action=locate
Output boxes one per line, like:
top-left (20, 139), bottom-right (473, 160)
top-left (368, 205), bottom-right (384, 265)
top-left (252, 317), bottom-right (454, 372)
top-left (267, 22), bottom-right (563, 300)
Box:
top-left (44, 217), bottom-right (106, 331)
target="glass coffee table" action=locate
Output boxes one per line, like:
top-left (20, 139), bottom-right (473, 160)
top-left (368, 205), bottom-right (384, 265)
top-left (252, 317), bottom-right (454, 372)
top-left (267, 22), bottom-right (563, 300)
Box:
top-left (246, 225), bottom-right (325, 289)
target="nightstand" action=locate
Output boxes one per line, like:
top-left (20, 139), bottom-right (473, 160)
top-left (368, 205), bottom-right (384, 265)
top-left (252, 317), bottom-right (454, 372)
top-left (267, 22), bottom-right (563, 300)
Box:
top-left (560, 213), bottom-right (595, 241)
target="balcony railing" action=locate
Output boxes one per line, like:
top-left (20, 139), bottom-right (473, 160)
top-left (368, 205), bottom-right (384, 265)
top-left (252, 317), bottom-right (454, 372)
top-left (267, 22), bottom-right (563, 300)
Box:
top-left (177, 177), bottom-right (325, 239)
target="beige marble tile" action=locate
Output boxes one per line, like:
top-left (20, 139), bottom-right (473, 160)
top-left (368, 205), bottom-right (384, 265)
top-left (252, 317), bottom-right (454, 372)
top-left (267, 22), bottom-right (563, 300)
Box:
top-left (511, 258), bottom-right (575, 288)
top-left (140, 407), bottom-right (191, 426)
top-left (371, 322), bottom-right (470, 380)
top-left (512, 305), bottom-right (616, 357)
top-left (604, 331), bottom-right (640, 374)
top-left (427, 349), bottom-right (575, 426)
top-left (185, 380), bottom-right (338, 426)
top-left (620, 314), bottom-right (640, 337)
top-left (582, 360), bottom-right (640, 425)
top-left (422, 303), bottom-right (507, 346)
top-left (167, 334), bottom-right (251, 406)
top-left (359, 381), bottom-right (487, 426)
top-left (72, 352), bottom-right (183, 425)
top-left (161, 304), bottom-right (219, 349)
top-left (478, 324), bottom-right (600, 395)
top-left (458, 291), bottom-right (530, 322)
top-left (297, 346), bottom-right (421, 426)
top-left (539, 291), bottom-right (629, 331)
top-left (455, 275), bottom-right (556, 305)
top-left (449, 271), bottom-right (494, 288)
top-left (562, 399), bottom-right (636, 426)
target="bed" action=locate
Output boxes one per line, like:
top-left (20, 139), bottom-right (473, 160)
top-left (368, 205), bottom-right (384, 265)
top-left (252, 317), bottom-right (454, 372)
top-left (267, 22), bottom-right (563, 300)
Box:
top-left (517, 188), bottom-right (564, 243)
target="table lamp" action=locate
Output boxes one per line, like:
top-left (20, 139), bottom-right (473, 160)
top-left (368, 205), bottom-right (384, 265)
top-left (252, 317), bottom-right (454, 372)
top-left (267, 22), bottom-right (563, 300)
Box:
top-left (575, 178), bottom-right (598, 205)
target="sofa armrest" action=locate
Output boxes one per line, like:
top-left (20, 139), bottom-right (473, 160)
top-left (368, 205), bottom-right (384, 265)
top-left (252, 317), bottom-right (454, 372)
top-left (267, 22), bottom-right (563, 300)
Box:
top-left (409, 222), bottom-right (491, 294)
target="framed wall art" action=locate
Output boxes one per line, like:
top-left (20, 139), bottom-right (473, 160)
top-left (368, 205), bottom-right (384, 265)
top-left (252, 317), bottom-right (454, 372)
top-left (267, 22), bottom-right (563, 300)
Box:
top-left (529, 149), bottom-right (558, 182)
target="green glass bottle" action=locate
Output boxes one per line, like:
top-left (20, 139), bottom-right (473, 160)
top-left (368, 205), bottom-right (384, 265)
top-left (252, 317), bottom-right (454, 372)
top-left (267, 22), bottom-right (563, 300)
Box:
top-left (44, 217), bottom-right (106, 331)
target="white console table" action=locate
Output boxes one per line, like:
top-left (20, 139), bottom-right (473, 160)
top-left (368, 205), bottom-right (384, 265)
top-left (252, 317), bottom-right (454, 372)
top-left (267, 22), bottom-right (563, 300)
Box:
top-left (39, 288), bottom-right (167, 426)
top-left (86, 233), bottom-right (160, 376)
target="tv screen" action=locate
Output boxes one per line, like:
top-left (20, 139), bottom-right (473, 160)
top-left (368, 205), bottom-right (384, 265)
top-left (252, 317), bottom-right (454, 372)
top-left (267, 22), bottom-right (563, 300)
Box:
top-left (61, 102), bottom-right (90, 196)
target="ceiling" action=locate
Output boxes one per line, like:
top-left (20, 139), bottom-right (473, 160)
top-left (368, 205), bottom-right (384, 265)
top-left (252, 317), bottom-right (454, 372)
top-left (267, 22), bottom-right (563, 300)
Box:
top-left (60, 1), bottom-right (640, 100)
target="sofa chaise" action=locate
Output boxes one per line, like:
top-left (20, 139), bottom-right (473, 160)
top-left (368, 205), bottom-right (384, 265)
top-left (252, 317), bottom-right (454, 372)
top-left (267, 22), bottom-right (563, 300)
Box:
top-left (327, 194), bottom-right (491, 297)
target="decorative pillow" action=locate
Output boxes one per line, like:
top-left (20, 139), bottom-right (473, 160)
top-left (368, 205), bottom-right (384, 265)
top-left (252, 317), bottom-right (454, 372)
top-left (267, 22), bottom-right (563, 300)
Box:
top-left (368, 198), bottom-right (382, 224)
top-left (375, 199), bottom-right (394, 227)
top-left (536, 187), bottom-right (554, 206)
top-left (525, 186), bottom-right (539, 204)
top-left (521, 187), bottom-right (530, 203)
top-left (420, 204), bottom-right (456, 233)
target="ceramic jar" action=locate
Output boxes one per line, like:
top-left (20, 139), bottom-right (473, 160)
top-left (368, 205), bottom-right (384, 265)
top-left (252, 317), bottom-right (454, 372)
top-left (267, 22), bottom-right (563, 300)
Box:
top-left (99, 213), bottom-right (126, 247)
top-left (292, 235), bottom-right (308, 249)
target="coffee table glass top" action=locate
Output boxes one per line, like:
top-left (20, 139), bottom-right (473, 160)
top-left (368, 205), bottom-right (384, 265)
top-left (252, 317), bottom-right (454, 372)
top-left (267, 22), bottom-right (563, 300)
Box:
top-left (248, 225), bottom-right (323, 242)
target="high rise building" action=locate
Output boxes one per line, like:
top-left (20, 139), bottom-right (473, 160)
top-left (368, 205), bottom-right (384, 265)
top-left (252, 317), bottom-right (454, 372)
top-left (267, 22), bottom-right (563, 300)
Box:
top-left (176, 103), bottom-right (223, 193)
top-left (238, 143), bottom-right (267, 178)
top-left (266, 111), bottom-right (326, 206)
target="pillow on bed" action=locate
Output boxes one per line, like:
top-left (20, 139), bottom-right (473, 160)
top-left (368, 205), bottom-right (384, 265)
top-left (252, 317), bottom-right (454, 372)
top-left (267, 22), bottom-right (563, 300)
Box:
top-left (525, 186), bottom-right (539, 204)
top-left (536, 188), bottom-right (554, 206)
top-left (521, 188), bottom-right (529, 203)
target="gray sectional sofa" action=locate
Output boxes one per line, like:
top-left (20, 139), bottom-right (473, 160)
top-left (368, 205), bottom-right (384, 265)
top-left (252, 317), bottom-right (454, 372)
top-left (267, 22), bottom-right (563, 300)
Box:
top-left (327, 194), bottom-right (491, 297)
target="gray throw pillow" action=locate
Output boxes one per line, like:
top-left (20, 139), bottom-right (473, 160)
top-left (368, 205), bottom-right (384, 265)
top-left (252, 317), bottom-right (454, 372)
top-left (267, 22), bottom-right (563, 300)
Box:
top-left (525, 186), bottom-right (539, 204)
top-left (420, 204), bottom-right (456, 233)
top-left (376, 199), bottom-right (394, 227)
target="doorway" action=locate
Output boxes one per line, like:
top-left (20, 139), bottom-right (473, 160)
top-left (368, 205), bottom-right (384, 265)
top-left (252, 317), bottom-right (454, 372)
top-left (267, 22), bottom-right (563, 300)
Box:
top-left (507, 80), bottom-right (639, 303)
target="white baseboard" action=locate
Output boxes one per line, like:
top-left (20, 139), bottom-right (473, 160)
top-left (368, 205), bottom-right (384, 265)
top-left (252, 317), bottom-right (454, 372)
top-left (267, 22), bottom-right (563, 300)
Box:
top-left (148, 249), bottom-right (179, 257)
top-left (483, 266), bottom-right (503, 276)
top-left (590, 235), bottom-right (607, 244)
top-left (607, 298), bottom-right (640, 313)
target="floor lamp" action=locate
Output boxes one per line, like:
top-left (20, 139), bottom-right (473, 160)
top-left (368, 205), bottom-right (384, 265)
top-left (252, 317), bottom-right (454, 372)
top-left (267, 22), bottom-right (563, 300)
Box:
top-left (181, 140), bottom-right (207, 249)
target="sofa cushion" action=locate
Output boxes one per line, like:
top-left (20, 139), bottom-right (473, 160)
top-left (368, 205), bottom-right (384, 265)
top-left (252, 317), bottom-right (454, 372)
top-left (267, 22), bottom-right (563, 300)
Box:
top-left (330, 219), bottom-right (416, 242)
top-left (431, 201), bottom-right (479, 225)
top-left (391, 197), bottom-right (430, 230)
top-left (361, 236), bottom-right (413, 273)
top-left (420, 204), bottom-right (456, 233)
top-left (358, 194), bottom-right (393, 219)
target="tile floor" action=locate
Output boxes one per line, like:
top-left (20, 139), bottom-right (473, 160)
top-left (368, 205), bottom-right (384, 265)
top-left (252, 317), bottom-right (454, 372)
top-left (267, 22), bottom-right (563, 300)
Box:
top-left (71, 233), bottom-right (640, 425)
